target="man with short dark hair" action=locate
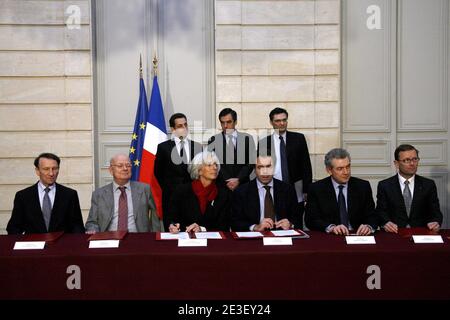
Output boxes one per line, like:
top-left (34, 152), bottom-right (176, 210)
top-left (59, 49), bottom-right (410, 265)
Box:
top-left (154, 113), bottom-right (202, 229)
top-left (258, 107), bottom-right (312, 229)
top-left (207, 108), bottom-right (256, 191)
top-left (305, 148), bottom-right (378, 235)
top-left (7, 153), bottom-right (85, 234)
top-left (231, 154), bottom-right (298, 232)
top-left (375, 144), bottom-right (443, 233)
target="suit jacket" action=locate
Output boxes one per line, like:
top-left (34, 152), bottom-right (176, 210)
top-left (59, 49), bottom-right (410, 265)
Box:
top-left (165, 182), bottom-right (232, 232)
top-left (375, 174), bottom-right (443, 227)
top-left (258, 131), bottom-right (313, 194)
top-left (231, 178), bottom-right (299, 231)
top-left (207, 131), bottom-right (256, 186)
top-left (305, 176), bottom-right (378, 232)
top-left (85, 181), bottom-right (161, 232)
top-left (154, 138), bottom-right (202, 228)
top-left (7, 182), bottom-right (85, 234)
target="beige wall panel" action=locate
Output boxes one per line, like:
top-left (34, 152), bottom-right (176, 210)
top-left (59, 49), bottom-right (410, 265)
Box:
top-left (216, 76), bottom-right (242, 102)
top-left (315, 0), bottom-right (340, 24)
top-left (216, 26), bottom-right (242, 50)
top-left (0, 105), bottom-right (91, 131)
top-left (315, 76), bottom-right (339, 101)
top-left (315, 102), bottom-right (339, 128)
top-left (242, 51), bottom-right (314, 76)
top-left (314, 128), bottom-right (340, 154)
top-left (241, 102), bottom-right (315, 129)
top-left (315, 25), bottom-right (340, 49)
top-left (0, 158), bottom-right (92, 185)
top-left (315, 50), bottom-right (339, 75)
top-left (0, 51), bottom-right (90, 76)
top-left (0, 78), bottom-right (91, 103)
top-left (216, 51), bottom-right (242, 75)
top-left (242, 76), bottom-right (314, 102)
top-left (242, 26), bottom-right (314, 50)
top-left (0, 25), bottom-right (90, 50)
top-left (0, 131), bottom-right (92, 158)
top-left (215, 0), bottom-right (241, 25)
top-left (0, 0), bottom-right (90, 24)
top-left (242, 1), bottom-right (314, 25)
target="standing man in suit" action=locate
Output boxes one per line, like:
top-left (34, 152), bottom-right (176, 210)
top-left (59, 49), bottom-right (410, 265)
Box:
top-left (7, 153), bottom-right (85, 234)
top-left (375, 144), bottom-right (443, 233)
top-left (207, 108), bottom-right (256, 191)
top-left (85, 154), bottom-right (162, 233)
top-left (154, 113), bottom-right (202, 229)
top-left (305, 148), bottom-right (378, 235)
top-left (258, 107), bottom-right (312, 229)
top-left (231, 153), bottom-right (298, 232)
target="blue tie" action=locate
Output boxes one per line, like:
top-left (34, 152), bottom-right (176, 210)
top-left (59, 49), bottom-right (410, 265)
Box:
top-left (279, 136), bottom-right (289, 183)
top-left (338, 185), bottom-right (349, 227)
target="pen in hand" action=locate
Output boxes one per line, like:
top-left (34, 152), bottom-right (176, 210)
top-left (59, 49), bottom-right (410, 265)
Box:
top-left (169, 222), bottom-right (180, 233)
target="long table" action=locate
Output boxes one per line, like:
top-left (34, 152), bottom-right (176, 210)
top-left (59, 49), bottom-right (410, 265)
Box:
top-left (1, 231), bottom-right (449, 300)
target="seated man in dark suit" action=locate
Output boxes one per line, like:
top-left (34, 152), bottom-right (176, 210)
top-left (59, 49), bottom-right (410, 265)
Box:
top-left (7, 153), bottom-right (85, 234)
top-left (207, 108), bottom-right (256, 191)
top-left (258, 107), bottom-right (313, 229)
top-left (154, 113), bottom-right (202, 229)
top-left (305, 148), bottom-right (377, 236)
top-left (375, 144), bottom-right (443, 233)
top-left (231, 153), bottom-right (298, 232)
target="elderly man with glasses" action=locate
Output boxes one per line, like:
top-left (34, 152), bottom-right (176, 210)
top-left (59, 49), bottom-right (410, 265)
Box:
top-left (85, 153), bottom-right (162, 233)
top-left (375, 144), bottom-right (443, 233)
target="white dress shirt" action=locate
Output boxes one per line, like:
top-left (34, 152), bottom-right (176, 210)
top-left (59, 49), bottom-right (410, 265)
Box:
top-left (38, 181), bottom-right (56, 210)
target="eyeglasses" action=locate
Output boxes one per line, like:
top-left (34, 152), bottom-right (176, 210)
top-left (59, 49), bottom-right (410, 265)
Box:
top-left (111, 163), bottom-right (132, 169)
top-left (398, 157), bottom-right (420, 164)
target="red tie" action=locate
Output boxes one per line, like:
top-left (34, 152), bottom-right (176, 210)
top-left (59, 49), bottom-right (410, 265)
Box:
top-left (118, 186), bottom-right (128, 231)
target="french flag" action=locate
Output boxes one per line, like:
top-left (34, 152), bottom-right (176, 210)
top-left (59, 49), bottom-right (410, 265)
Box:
top-left (139, 76), bottom-right (167, 219)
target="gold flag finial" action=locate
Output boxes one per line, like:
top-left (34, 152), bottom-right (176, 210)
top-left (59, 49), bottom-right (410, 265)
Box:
top-left (152, 54), bottom-right (158, 77)
top-left (139, 54), bottom-right (143, 78)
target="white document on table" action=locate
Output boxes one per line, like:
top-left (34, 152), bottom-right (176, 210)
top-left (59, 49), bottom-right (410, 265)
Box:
top-left (194, 232), bottom-right (223, 239)
top-left (271, 230), bottom-right (300, 237)
top-left (263, 237), bottom-right (293, 246)
top-left (178, 239), bottom-right (208, 247)
top-left (345, 236), bottom-right (376, 244)
top-left (235, 231), bottom-right (264, 238)
top-left (412, 235), bottom-right (443, 244)
top-left (160, 232), bottom-right (190, 240)
top-left (13, 241), bottom-right (46, 250)
top-left (89, 240), bottom-right (120, 248)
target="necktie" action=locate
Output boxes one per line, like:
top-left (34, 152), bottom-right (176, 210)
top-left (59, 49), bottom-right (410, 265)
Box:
top-left (179, 140), bottom-right (188, 164)
top-left (403, 180), bottom-right (412, 217)
top-left (118, 186), bottom-right (128, 231)
top-left (279, 136), bottom-right (289, 183)
top-left (338, 185), bottom-right (349, 227)
top-left (263, 185), bottom-right (276, 221)
top-left (42, 187), bottom-right (52, 231)
top-left (226, 134), bottom-right (235, 164)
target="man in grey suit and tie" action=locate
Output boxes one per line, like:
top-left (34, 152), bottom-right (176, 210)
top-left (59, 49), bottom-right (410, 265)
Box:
top-left (85, 154), bottom-right (162, 233)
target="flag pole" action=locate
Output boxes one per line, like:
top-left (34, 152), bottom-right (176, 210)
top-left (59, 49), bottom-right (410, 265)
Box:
top-left (139, 53), bottom-right (143, 79)
top-left (152, 54), bottom-right (158, 77)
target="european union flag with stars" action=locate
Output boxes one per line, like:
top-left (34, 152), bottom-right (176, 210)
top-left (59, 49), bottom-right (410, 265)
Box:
top-left (129, 76), bottom-right (148, 181)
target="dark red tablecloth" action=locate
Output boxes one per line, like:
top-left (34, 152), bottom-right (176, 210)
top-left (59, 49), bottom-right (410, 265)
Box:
top-left (1, 231), bottom-right (449, 300)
